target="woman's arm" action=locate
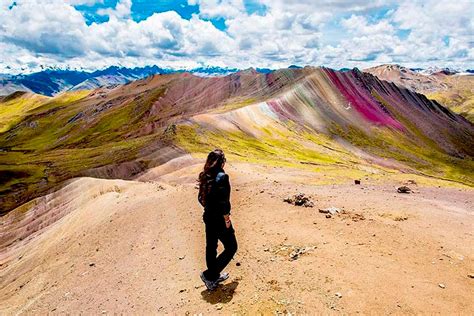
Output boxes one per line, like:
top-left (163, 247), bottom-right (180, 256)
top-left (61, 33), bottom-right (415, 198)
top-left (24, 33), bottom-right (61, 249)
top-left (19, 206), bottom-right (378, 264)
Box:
top-left (224, 214), bottom-right (231, 229)
top-left (215, 172), bottom-right (232, 226)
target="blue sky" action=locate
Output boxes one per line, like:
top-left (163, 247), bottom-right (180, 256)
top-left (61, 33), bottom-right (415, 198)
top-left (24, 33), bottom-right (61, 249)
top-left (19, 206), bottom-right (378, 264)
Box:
top-left (0, 0), bottom-right (472, 73)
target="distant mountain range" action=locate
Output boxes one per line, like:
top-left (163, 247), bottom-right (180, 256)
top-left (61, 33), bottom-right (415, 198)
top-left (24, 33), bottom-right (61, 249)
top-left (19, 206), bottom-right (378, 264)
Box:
top-left (2, 64), bottom-right (471, 97)
top-left (0, 65), bottom-right (242, 96)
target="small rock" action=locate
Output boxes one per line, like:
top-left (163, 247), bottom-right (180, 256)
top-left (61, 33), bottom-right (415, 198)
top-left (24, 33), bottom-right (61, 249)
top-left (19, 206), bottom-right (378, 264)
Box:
top-left (354, 180), bottom-right (361, 185)
top-left (325, 214), bottom-right (332, 218)
top-left (397, 186), bottom-right (411, 194)
top-left (438, 283), bottom-right (446, 289)
top-left (319, 207), bottom-right (341, 215)
top-left (394, 216), bottom-right (408, 221)
top-left (467, 273), bottom-right (474, 279)
top-left (335, 292), bottom-right (342, 298)
top-left (284, 193), bottom-right (314, 207)
top-left (216, 303), bottom-right (223, 310)
top-left (236, 262), bottom-right (241, 266)
top-left (178, 255), bottom-right (185, 260)
top-left (89, 263), bottom-right (95, 267)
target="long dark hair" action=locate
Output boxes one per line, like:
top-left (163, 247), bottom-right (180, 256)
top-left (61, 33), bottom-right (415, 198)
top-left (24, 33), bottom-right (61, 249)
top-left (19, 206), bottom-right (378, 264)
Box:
top-left (198, 149), bottom-right (226, 206)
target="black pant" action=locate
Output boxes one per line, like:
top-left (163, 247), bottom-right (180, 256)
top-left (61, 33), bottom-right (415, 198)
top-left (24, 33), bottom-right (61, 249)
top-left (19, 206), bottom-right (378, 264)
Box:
top-left (203, 215), bottom-right (238, 281)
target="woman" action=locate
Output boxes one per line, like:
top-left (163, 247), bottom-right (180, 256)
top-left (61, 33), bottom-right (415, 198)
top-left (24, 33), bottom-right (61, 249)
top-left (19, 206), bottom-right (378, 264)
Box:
top-left (198, 149), bottom-right (238, 291)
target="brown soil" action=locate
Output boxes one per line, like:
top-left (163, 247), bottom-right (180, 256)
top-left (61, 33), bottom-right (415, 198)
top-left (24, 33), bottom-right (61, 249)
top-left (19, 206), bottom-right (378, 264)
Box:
top-left (1, 159), bottom-right (473, 314)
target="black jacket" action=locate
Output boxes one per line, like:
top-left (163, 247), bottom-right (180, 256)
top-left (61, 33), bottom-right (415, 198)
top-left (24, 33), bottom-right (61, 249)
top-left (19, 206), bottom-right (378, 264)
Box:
top-left (199, 169), bottom-right (231, 218)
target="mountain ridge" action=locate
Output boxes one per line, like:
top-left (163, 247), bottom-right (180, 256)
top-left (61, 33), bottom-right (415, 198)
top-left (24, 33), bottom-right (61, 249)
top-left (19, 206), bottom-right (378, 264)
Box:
top-left (364, 64), bottom-right (474, 122)
top-left (3, 64), bottom-right (472, 97)
top-left (1, 67), bottom-right (472, 215)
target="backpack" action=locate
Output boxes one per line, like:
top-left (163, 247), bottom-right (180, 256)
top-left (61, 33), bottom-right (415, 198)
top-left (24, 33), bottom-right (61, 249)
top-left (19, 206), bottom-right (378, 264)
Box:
top-left (198, 172), bottom-right (225, 207)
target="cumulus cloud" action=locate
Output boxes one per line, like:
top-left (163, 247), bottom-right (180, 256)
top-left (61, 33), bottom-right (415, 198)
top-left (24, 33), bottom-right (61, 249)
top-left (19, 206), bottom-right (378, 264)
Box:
top-left (0, 0), bottom-right (472, 73)
top-left (188, 0), bottom-right (245, 19)
top-left (1, 0), bottom-right (87, 57)
top-left (97, 0), bottom-right (132, 19)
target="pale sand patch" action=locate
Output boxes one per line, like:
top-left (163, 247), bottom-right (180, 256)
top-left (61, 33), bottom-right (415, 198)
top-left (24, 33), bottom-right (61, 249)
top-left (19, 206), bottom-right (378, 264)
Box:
top-left (1, 162), bottom-right (473, 314)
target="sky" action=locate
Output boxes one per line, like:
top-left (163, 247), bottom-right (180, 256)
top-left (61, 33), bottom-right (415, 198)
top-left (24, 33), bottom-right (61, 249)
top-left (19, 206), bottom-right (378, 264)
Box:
top-left (0, 0), bottom-right (473, 74)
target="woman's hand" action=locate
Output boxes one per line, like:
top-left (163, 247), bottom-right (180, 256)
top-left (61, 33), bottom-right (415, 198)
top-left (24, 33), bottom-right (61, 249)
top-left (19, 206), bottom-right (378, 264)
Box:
top-left (224, 214), bottom-right (231, 229)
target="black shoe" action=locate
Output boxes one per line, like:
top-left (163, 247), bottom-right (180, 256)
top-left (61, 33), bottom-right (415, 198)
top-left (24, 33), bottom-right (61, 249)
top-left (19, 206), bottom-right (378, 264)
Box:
top-left (216, 272), bottom-right (229, 283)
top-left (200, 272), bottom-right (217, 291)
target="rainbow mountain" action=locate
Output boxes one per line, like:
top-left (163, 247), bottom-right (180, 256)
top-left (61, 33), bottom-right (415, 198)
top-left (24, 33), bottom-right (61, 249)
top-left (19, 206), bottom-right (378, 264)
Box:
top-left (1, 67), bottom-right (473, 214)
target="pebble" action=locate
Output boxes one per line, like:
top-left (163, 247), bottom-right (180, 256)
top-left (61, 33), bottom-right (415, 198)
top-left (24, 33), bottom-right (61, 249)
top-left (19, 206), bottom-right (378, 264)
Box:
top-left (335, 292), bottom-right (342, 298)
top-left (319, 207), bottom-right (341, 215)
top-left (468, 273), bottom-right (474, 279)
top-left (216, 304), bottom-right (223, 310)
top-left (438, 283), bottom-right (446, 289)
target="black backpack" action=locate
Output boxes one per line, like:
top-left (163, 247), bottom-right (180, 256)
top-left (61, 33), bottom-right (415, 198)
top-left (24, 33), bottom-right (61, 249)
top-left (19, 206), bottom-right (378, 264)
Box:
top-left (198, 172), bottom-right (225, 207)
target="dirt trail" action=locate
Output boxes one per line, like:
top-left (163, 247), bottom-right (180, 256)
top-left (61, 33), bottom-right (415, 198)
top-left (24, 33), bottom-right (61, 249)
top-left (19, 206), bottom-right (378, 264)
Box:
top-left (0, 161), bottom-right (473, 314)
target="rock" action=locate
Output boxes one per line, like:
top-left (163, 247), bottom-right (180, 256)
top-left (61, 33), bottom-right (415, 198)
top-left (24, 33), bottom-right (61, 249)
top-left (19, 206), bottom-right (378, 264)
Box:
top-left (304, 201), bottom-right (314, 207)
top-left (89, 263), bottom-right (95, 267)
top-left (284, 193), bottom-right (314, 207)
top-left (289, 251), bottom-right (300, 261)
top-left (236, 262), bottom-right (241, 266)
top-left (468, 273), bottom-right (474, 279)
top-left (354, 180), bottom-right (361, 185)
top-left (394, 216), bottom-right (408, 221)
top-left (406, 179), bottom-right (417, 185)
top-left (283, 197), bottom-right (294, 204)
top-left (287, 246), bottom-right (316, 261)
top-left (216, 303), bottom-right (223, 310)
top-left (397, 186), bottom-right (412, 194)
top-left (326, 214), bottom-right (332, 218)
top-left (438, 283), bottom-right (446, 289)
top-left (335, 292), bottom-right (342, 298)
top-left (178, 255), bottom-right (185, 260)
top-left (319, 207), bottom-right (341, 215)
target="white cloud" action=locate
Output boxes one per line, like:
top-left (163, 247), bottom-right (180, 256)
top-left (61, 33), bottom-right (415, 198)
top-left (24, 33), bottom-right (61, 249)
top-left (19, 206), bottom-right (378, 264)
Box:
top-left (66, 0), bottom-right (103, 5)
top-left (189, 0), bottom-right (245, 19)
top-left (0, 0), bottom-right (472, 74)
top-left (1, 0), bottom-right (87, 57)
top-left (97, 0), bottom-right (131, 19)
top-left (341, 15), bottom-right (394, 35)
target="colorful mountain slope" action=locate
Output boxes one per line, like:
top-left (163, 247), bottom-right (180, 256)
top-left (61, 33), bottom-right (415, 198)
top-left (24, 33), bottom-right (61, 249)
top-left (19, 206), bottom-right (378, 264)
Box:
top-left (0, 67), bottom-right (473, 215)
top-left (179, 68), bottom-right (473, 181)
top-left (365, 64), bottom-right (474, 122)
